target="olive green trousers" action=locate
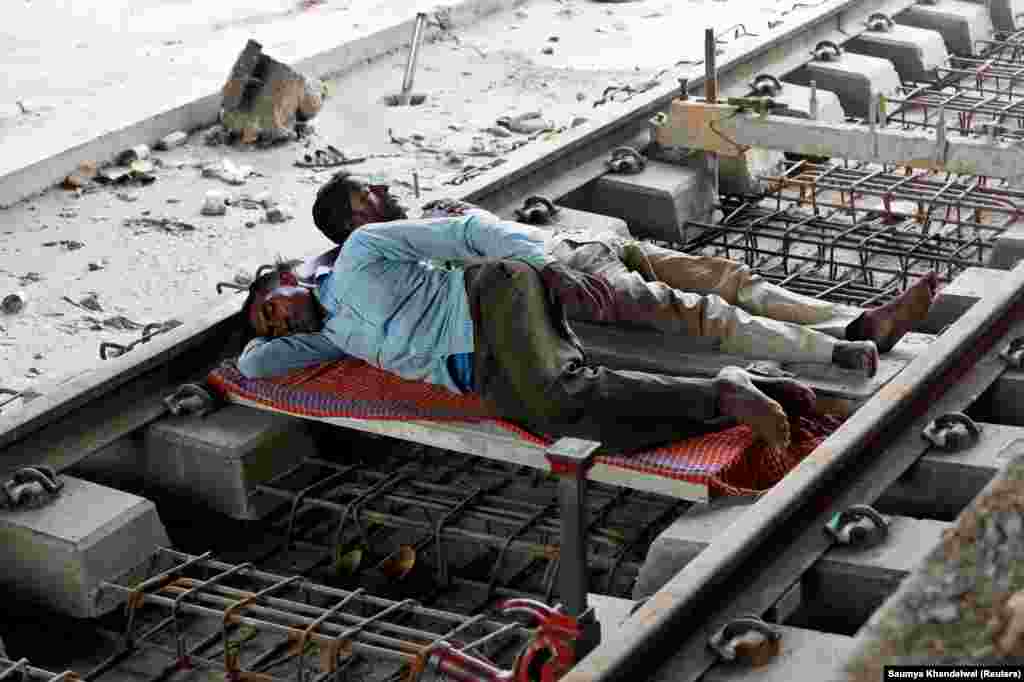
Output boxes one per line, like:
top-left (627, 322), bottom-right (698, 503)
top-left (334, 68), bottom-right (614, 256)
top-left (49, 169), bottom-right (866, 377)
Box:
top-left (466, 260), bottom-right (734, 453)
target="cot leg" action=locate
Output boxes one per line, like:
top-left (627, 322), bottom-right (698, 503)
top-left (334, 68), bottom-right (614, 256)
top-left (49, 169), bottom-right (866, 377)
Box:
top-left (545, 437), bottom-right (603, 660)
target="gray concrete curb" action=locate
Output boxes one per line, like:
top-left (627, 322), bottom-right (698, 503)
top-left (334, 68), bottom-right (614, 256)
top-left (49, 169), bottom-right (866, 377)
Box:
top-left (0, 0), bottom-right (519, 209)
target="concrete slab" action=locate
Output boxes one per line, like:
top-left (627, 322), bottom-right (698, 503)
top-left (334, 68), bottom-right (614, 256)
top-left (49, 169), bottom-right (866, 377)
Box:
top-left (0, 475), bottom-right (169, 618)
top-left (700, 626), bottom-right (854, 682)
top-left (896, 0), bottom-right (994, 56)
top-left (774, 82), bottom-right (847, 122)
top-left (587, 159), bottom-right (715, 243)
top-left (990, 224), bottom-right (1024, 269)
top-left (877, 421), bottom-right (1022, 520)
top-left (978, 368), bottom-right (1024, 426)
top-left (633, 499), bottom-right (947, 632)
top-left (140, 405), bottom-right (316, 519)
top-left (989, 0), bottom-right (1024, 33)
top-left (845, 24), bottom-right (949, 83)
top-left (918, 266), bottom-right (1002, 334)
top-left (793, 52), bottom-right (902, 120)
top-left (589, 593), bottom-right (635, 640)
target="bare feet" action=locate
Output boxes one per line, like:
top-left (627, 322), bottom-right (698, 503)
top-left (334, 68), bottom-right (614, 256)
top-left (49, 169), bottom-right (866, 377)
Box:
top-left (847, 273), bottom-right (938, 353)
top-left (716, 366), bottom-right (794, 449)
top-left (751, 373), bottom-right (817, 415)
top-left (832, 340), bottom-right (879, 377)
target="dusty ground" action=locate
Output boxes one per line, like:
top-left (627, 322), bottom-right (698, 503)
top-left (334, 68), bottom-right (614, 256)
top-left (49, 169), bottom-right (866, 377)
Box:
top-left (0, 0), bottom-right (819, 413)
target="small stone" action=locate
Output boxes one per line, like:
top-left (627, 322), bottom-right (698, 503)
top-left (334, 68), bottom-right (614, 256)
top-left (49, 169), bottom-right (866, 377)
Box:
top-left (78, 293), bottom-right (103, 312)
top-left (245, 221), bottom-right (256, 228)
top-left (115, 190), bottom-right (139, 202)
top-left (541, 46), bottom-right (554, 55)
top-left (548, 36), bottom-right (560, 42)
top-left (118, 144), bottom-right (150, 165)
top-left (201, 190), bottom-right (228, 216)
top-left (925, 602), bottom-right (959, 624)
top-left (265, 204), bottom-right (294, 224)
top-left (156, 131), bottom-right (188, 151)
top-left (571, 116), bottom-right (589, 128)
top-left (514, 9), bottom-right (528, 18)
top-left (62, 161), bottom-right (98, 189)
top-left (203, 159), bottom-right (253, 185)
top-left (97, 167), bottom-right (130, 184)
top-left (87, 262), bottom-right (103, 272)
top-left (576, 92), bottom-right (586, 102)
top-left (167, 198), bottom-right (181, 204)
top-left (2, 292), bottom-right (26, 314)
top-left (32, 353), bottom-right (43, 360)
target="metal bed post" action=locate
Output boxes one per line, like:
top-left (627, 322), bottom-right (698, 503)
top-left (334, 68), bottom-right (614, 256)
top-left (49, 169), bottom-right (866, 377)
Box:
top-left (543, 437), bottom-right (603, 660)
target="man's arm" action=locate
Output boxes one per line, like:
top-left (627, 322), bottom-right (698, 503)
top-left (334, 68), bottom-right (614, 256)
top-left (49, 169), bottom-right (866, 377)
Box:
top-left (237, 333), bottom-right (348, 379)
top-left (342, 214), bottom-right (553, 268)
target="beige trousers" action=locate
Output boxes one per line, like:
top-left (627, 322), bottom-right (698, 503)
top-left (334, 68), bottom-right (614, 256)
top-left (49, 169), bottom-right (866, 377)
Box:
top-left (549, 236), bottom-right (865, 365)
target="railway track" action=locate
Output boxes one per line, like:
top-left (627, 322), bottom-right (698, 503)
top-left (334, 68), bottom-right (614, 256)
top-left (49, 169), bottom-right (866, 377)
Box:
top-left (6, 0), bottom-right (1024, 680)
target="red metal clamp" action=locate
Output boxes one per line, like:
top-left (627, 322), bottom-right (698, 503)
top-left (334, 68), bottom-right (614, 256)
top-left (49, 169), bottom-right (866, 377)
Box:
top-left (423, 599), bottom-right (580, 682)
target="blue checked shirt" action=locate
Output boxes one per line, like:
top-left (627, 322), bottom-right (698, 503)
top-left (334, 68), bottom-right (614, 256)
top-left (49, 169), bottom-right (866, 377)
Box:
top-left (237, 210), bottom-right (553, 394)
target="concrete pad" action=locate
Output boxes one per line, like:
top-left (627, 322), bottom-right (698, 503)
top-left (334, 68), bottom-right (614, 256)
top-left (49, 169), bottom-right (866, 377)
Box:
top-left (589, 593), bottom-right (635, 639)
top-left (794, 53), bottom-right (902, 120)
top-left (979, 369), bottom-right (1024, 426)
top-left (989, 0), bottom-right (1024, 33)
top-left (877, 421), bottom-right (1021, 520)
top-left (700, 626), bottom-right (854, 682)
top-left (138, 405), bottom-right (315, 519)
top-left (633, 499), bottom-right (947, 632)
top-left (844, 24), bottom-right (949, 83)
top-left (774, 82), bottom-right (847, 123)
top-left (717, 148), bottom-right (786, 197)
top-left (0, 475), bottom-right (169, 618)
top-left (896, 0), bottom-right (994, 56)
top-left (917, 266), bottom-right (1002, 334)
top-left (587, 159), bottom-right (715, 243)
top-left (990, 225), bottom-right (1024, 269)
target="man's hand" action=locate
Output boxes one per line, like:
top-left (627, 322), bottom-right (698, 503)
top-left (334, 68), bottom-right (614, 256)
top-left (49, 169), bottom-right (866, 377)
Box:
top-left (539, 262), bottom-right (617, 323)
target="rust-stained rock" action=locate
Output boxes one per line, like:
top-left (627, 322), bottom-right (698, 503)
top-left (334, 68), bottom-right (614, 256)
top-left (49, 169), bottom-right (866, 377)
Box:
top-left (220, 39), bottom-right (324, 144)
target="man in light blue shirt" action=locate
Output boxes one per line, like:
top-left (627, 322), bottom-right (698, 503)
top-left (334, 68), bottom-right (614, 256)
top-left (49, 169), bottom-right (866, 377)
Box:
top-left (237, 175), bottom-right (822, 451)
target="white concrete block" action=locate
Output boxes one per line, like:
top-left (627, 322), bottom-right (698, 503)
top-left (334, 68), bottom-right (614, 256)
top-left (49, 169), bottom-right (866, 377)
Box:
top-left (897, 0), bottom-right (994, 56)
top-left (589, 159), bottom-right (715, 243)
top-left (634, 499), bottom-right (946, 629)
top-left (141, 405), bottom-right (316, 519)
top-left (701, 626), bottom-right (854, 682)
top-left (0, 475), bottom-right (169, 618)
top-left (845, 24), bottom-right (949, 83)
top-left (775, 82), bottom-right (847, 123)
top-left (918, 266), bottom-right (1002, 333)
top-left (990, 0), bottom-right (1024, 33)
top-left (800, 53), bottom-right (902, 120)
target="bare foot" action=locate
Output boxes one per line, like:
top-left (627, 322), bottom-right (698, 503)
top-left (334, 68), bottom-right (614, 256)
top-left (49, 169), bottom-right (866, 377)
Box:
top-left (847, 273), bottom-right (938, 353)
top-left (716, 366), bottom-right (792, 449)
top-left (751, 374), bottom-right (817, 415)
top-left (832, 340), bottom-right (879, 377)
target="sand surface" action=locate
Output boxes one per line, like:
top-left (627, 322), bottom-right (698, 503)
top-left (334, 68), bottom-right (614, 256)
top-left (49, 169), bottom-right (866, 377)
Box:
top-left (0, 0), bottom-right (831, 415)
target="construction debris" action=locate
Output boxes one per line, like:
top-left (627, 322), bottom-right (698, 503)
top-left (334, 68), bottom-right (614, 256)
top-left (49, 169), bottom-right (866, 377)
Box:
top-left (201, 190), bottom-right (228, 216)
top-left (2, 292), bottom-right (26, 315)
top-left (219, 39), bottom-right (325, 145)
top-left (265, 203), bottom-right (294, 223)
top-left (202, 158), bottom-right (253, 185)
top-left (117, 144), bottom-right (150, 165)
top-left (61, 160), bottom-right (97, 190)
top-left (155, 130), bottom-right (188, 150)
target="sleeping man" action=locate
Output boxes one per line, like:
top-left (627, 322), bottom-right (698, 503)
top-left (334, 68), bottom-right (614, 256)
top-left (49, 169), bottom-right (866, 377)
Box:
top-left (237, 174), bottom-right (937, 452)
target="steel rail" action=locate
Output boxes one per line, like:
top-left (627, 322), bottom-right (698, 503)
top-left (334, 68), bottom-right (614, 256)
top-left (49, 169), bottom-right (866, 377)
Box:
top-left (564, 259), bottom-right (1024, 682)
top-left (0, 0), bottom-right (923, 476)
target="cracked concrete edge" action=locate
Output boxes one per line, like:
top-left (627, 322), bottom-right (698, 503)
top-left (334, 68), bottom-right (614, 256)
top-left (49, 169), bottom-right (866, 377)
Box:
top-left (0, 0), bottom-right (523, 211)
